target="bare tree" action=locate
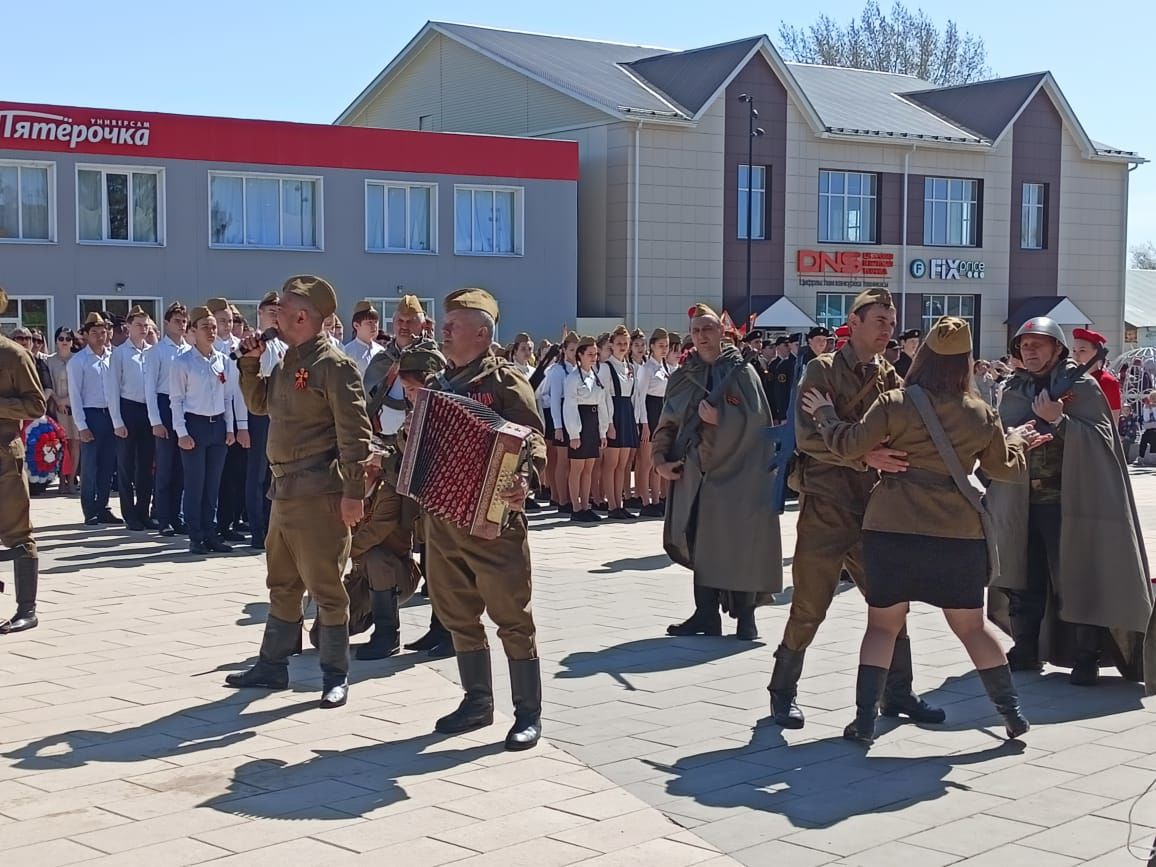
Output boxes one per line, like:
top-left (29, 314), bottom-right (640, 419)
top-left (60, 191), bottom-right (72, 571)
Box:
top-left (779, 1), bottom-right (992, 85)
top-left (1131, 241), bottom-right (1156, 270)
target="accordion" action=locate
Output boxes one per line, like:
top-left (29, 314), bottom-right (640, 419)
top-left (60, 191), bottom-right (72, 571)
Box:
top-left (397, 389), bottom-right (534, 539)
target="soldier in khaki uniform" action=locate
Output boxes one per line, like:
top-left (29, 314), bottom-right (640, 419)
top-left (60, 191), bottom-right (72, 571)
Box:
top-left (427, 288), bottom-right (548, 751)
top-left (228, 276), bottom-right (373, 709)
top-left (768, 288), bottom-right (945, 730)
top-left (0, 288), bottom-right (48, 634)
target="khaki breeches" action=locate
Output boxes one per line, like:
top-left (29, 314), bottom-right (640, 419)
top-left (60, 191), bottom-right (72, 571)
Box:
top-left (266, 494), bottom-right (350, 627)
top-left (0, 445), bottom-right (35, 556)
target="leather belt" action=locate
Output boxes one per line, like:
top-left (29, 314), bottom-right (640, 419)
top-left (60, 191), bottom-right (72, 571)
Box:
top-left (269, 449), bottom-right (338, 479)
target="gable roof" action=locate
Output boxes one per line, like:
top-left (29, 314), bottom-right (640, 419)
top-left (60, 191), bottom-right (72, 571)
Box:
top-left (904, 72), bottom-right (1046, 141)
top-left (625, 37), bottom-right (763, 116)
top-left (1126, 270), bottom-right (1156, 327)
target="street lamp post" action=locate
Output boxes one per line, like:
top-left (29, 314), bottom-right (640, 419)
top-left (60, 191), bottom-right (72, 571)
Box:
top-left (738, 93), bottom-right (765, 332)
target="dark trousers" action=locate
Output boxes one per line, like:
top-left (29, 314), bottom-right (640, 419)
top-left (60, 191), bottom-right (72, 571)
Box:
top-left (245, 413), bottom-right (272, 543)
top-left (79, 408), bottom-right (116, 520)
top-left (216, 441), bottom-right (247, 533)
top-left (1140, 429), bottom-right (1156, 458)
top-left (1005, 503), bottom-right (1062, 641)
top-left (181, 413), bottom-right (228, 544)
top-left (115, 398), bottom-right (155, 523)
top-left (154, 393), bottom-right (184, 528)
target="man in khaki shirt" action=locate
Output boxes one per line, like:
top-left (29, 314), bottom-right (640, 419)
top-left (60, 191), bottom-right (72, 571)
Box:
top-left (768, 288), bottom-right (945, 731)
top-left (228, 276), bottom-right (372, 709)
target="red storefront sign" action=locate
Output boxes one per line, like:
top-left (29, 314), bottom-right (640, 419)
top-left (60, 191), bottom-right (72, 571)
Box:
top-left (0, 102), bottom-right (579, 181)
top-left (797, 250), bottom-right (895, 277)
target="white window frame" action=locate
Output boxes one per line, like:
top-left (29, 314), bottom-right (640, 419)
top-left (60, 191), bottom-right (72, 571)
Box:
top-left (208, 170), bottom-right (324, 251)
top-left (1021, 182), bottom-right (1046, 251)
top-left (815, 292), bottom-right (858, 331)
top-left (0, 160), bottom-right (56, 243)
top-left (738, 164), bottom-right (767, 240)
top-left (922, 294), bottom-right (976, 335)
top-left (923, 177), bottom-right (978, 248)
top-left (77, 295), bottom-right (165, 327)
top-left (818, 170), bottom-right (877, 244)
top-left (453, 184), bottom-right (524, 257)
top-left (364, 181), bottom-right (438, 254)
top-left (75, 164), bottom-right (166, 246)
top-left (0, 295), bottom-right (55, 338)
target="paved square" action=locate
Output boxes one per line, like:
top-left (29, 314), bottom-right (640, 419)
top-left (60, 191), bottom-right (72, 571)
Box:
top-left (1, 468), bottom-right (1155, 865)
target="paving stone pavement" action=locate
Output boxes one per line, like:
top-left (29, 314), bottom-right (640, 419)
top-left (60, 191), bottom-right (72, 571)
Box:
top-left (1, 467), bottom-right (1155, 865)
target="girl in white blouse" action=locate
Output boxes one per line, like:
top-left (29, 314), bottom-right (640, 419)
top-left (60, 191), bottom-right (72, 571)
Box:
top-left (546, 333), bottom-right (579, 513)
top-left (598, 326), bottom-right (640, 519)
top-left (563, 336), bottom-right (610, 522)
top-left (633, 328), bottom-right (672, 517)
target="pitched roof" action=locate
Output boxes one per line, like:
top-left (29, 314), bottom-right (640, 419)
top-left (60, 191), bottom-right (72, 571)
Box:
top-left (625, 37), bottom-right (763, 116)
top-left (904, 72), bottom-right (1047, 141)
top-left (1126, 269), bottom-right (1156, 327)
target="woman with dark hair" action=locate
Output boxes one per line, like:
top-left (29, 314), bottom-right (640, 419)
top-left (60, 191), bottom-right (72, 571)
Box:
top-left (46, 327), bottom-right (81, 492)
top-left (563, 336), bottom-right (609, 522)
top-left (800, 317), bottom-right (1050, 746)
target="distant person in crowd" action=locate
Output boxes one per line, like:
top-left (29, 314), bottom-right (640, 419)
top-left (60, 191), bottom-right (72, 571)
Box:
top-left (766, 336), bottom-right (795, 424)
top-left (246, 292), bottom-right (287, 550)
top-left (46, 327), bottom-right (81, 493)
top-left (344, 300), bottom-right (385, 378)
top-left (987, 317), bottom-right (1153, 691)
top-left (510, 332), bottom-right (534, 379)
top-left (207, 298), bottom-right (249, 544)
top-left (1071, 328), bottom-right (1121, 425)
top-left (1137, 392), bottom-right (1156, 464)
top-left (363, 296), bottom-right (437, 438)
top-left (653, 303), bottom-right (779, 642)
top-left (108, 305), bottom-right (156, 531)
top-left (1118, 402), bottom-right (1140, 459)
top-left (546, 332), bottom-right (579, 514)
top-left (564, 335), bottom-right (610, 522)
top-left (798, 327), bottom-right (830, 370)
top-left (69, 313), bottom-right (120, 525)
top-left (145, 303), bottom-right (191, 537)
top-left (894, 328), bottom-right (921, 377)
top-left (973, 359), bottom-right (998, 406)
top-left (634, 328), bottom-right (672, 517)
top-left (10, 328), bottom-right (53, 398)
top-left (883, 338), bottom-right (901, 367)
top-left (599, 325), bottom-right (640, 520)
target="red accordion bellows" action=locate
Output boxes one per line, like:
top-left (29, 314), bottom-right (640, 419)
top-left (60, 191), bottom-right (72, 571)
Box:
top-left (397, 389), bottom-right (534, 539)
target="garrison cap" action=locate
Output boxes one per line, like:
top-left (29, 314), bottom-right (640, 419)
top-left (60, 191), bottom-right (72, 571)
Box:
top-left (127, 305), bottom-right (148, 321)
top-left (1072, 327), bottom-right (1106, 346)
top-left (924, 316), bottom-right (973, 356)
top-left (187, 306), bottom-right (213, 326)
top-left (205, 297), bottom-right (229, 314)
top-left (649, 328), bottom-right (669, 342)
top-left (900, 328), bottom-right (922, 341)
top-left (396, 295), bottom-right (425, 317)
top-left (258, 291), bottom-right (280, 308)
top-left (398, 346), bottom-right (447, 376)
top-left (281, 275), bottom-right (337, 319)
top-left (563, 330), bottom-right (580, 345)
top-left (807, 326), bottom-right (831, 340)
top-left (81, 311), bottom-right (110, 331)
top-left (687, 303), bottom-right (720, 320)
top-left (164, 301), bottom-right (187, 320)
top-left (0, 288), bottom-right (7, 316)
top-left (444, 288), bottom-right (499, 322)
top-left (353, 300), bottom-right (379, 317)
top-left (850, 287), bottom-right (894, 314)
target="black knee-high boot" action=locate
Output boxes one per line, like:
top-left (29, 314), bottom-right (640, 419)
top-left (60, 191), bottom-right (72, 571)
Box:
top-left (667, 585), bottom-right (722, 637)
top-left (978, 664), bottom-right (1030, 739)
top-left (844, 665), bottom-right (888, 745)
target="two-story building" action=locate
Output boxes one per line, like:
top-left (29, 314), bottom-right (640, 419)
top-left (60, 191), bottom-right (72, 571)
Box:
top-left (338, 22), bottom-right (1143, 358)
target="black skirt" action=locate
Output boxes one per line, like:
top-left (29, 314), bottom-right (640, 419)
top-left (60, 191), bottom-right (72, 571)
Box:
top-left (568, 404), bottom-right (601, 460)
top-left (645, 394), bottom-right (664, 435)
top-left (543, 407), bottom-right (556, 440)
top-left (862, 530), bottom-right (987, 609)
top-left (607, 395), bottom-right (641, 449)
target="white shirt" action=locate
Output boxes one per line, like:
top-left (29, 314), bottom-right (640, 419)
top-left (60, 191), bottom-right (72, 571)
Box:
top-left (67, 346), bottom-right (113, 432)
top-left (213, 336), bottom-right (248, 432)
top-left (170, 347), bottom-right (234, 438)
top-left (563, 366), bottom-right (610, 440)
top-left (633, 356), bottom-right (671, 423)
top-left (108, 338), bottom-right (150, 426)
top-left (1141, 404), bottom-right (1156, 430)
top-left (597, 355), bottom-right (635, 401)
top-left (546, 360), bottom-right (574, 424)
top-left (145, 335), bottom-right (192, 426)
top-left (378, 376), bottom-right (407, 435)
top-left (513, 360), bottom-right (533, 379)
top-left (259, 336), bottom-right (288, 379)
top-left (343, 337), bottom-right (384, 377)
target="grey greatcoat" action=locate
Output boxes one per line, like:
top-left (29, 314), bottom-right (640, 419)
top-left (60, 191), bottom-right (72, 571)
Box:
top-left (651, 346), bottom-right (782, 599)
top-left (986, 360), bottom-right (1155, 693)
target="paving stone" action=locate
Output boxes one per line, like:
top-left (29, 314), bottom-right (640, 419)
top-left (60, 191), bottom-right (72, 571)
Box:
top-left (1017, 814), bottom-right (1153, 860)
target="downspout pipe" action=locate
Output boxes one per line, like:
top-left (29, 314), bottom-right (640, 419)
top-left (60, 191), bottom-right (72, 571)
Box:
top-left (900, 145), bottom-right (915, 331)
top-left (633, 121), bottom-right (642, 328)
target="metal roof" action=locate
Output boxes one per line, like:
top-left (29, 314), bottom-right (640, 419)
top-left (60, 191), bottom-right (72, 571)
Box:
top-left (904, 73), bottom-right (1047, 141)
top-left (1126, 269), bottom-right (1156, 327)
top-left (625, 37), bottom-right (762, 116)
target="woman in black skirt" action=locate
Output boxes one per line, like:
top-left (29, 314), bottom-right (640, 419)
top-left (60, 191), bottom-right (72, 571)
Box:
top-left (800, 316), bottom-right (1051, 746)
top-left (599, 325), bottom-right (641, 518)
top-left (634, 328), bottom-right (672, 517)
top-left (563, 336), bottom-right (610, 523)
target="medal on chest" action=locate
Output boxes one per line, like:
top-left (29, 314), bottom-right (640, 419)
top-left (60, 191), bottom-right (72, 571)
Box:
top-left (294, 368), bottom-right (310, 391)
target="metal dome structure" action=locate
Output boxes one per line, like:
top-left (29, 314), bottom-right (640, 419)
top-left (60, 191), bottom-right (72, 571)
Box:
top-left (1111, 346), bottom-right (1156, 405)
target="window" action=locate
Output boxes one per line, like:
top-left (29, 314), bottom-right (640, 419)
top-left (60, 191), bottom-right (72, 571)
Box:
top-left (209, 172), bottom-right (321, 249)
top-left (818, 170), bottom-right (876, 243)
top-left (0, 296), bottom-right (52, 336)
top-left (230, 300), bottom-right (261, 330)
top-left (738, 165), bottom-right (766, 240)
top-left (815, 293), bottom-right (858, 331)
top-left (366, 182), bottom-right (436, 253)
top-left (1021, 183), bottom-right (1046, 250)
top-left (0, 161), bottom-right (53, 241)
top-left (78, 296), bottom-right (162, 325)
top-left (454, 186), bottom-right (522, 255)
top-left (923, 178), bottom-right (978, 247)
top-left (77, 166), bottom-right (162, 244)
top-left (922, 294), bottom-right (976, 335)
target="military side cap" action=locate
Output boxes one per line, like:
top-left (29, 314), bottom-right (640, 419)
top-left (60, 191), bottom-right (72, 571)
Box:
top-left (649, 328), bottom-right (669, 342)
top-left (925, 316), bottom-right (972, 356)
top-left (687, 303), bottom-right (719, 320)
top-left (188, 306), bottom-right (213, 326)
top-left (164, 301), bottom-right (187, 318)
top-left (851, 287), bottom-right (893, 314)
top-left (258, 291), bottom-right (279, 308)
top-left (576, 334), bottom-right (597, 351)
top-left (205, 297), bottom-right (229, 313)
top-left (81, 311), bottom-right (109, 331)
top-left (564, 330), bottom-right (580, 345)
top-left (127, 304), bottom-right (148, 321)
top-left (281, 275), bottom-right (337, 319)
top-left (444, 288), bottom-right (499, 322)
top-left (807, 326), bottom-right (831, 340)
top-left (1072, 327), bottom-right (1106, 346)
top-left (396, 295), bottom-right (425, 317)
top-left (835, 325), bottom-right (852, 338)
top-left (0, 288), bottom-right (8, 316)
top-left (228, 304), bottom-right (242, 317)
top-left (901, 329), bottom-right (922, 341)
top-left (398, 346), bottom-right (447, 375)
top-left (353, 299), bottom-right (379, 317)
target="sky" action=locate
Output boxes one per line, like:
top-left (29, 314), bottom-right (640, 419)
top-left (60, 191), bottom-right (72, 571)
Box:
top-left (4, 0), bottom-right (1152, 250)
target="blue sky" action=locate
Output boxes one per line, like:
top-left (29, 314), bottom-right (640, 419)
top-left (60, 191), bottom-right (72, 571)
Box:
top-left (5, 0), bottom-right (1152, 249)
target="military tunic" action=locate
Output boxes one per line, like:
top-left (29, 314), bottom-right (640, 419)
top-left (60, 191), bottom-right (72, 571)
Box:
top-left (425, 350), bottom-right (546, 659)
top-left (238, 335), bottom-right (372, 627)
top-left (782, 342), bottom-right (900, 650)
top-left (0, 336), bottom-right (47, 557)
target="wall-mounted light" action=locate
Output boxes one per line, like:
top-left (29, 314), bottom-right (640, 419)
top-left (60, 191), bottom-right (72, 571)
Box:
top-left (115, 282), bottom-right (125, 292)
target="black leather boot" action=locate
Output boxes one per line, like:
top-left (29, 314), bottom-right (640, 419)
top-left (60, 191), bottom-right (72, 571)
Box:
top-left (880, 634), bottom-right (946, 724)
top-left (318, 622), bottom-right (350, 709)
top-left (435, 650), bottom-right (494, 733)
top-left (667, 585), bottom-right (722, 637)
top-left (0, 553), bottom-right (39, 634)
top-left (1069, 624), bottom-right (1102, 686)
top-left (767, 644), bottom-right (806, 729)
top-left (978, 664), bottom-right (1030, 739)
top-left (356, 589), bottom-right (400, 661)
top-left (225, 615), bottom-right (299, 689)
top-left (406, 610), bottom-right (454, 658)
top-left (505, 658), bottom-right (542, 751)
top-left (844, 665), bottom-right (888, 745)
top-left (734, 594), bottom-right (759, 641)
top-left (1006, 607), bottom-right (1043, 671)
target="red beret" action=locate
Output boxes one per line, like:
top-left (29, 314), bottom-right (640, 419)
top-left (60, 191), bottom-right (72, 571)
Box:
top-left (834, 325), bottom-right (851, 338)
top-left (1072, 327), bottom-right (1106, 346)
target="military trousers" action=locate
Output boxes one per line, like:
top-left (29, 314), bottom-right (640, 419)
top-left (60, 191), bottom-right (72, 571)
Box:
top-left (0, 442), bottom-right (35, 556)
top-left (266, 493), bottom-right (351, 627)
top-left (782, 494), bottom-right (867, 652)
top-left (425, 513), bottom-right (537, 659)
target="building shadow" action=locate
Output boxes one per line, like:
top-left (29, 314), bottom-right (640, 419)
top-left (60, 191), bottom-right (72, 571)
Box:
top-left (556, 635), bottom-right (758, 690)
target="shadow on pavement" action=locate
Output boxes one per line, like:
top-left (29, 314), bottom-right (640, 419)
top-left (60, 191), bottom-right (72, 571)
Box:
top-left (556, 635), bottom-right (758, 690)
top-left (591, 554), bottom-right (672, 573)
